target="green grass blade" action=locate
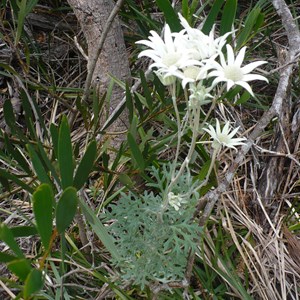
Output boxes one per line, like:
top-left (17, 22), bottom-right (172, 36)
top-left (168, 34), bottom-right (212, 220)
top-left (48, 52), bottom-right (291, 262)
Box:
top-left (50, 123), bottom-right (59, 159)
top-left (73, 140), bottom-right (97, 190)
top-left (220, 0), bottom-right (237, 35)
top-left (140, 70), bottom-right (153, 109)
top-left (56, 187), bottom-right (78, 234)
top-left (0, 223), bottom-right (24, 258)
top-left (78, 197), bottom-right (120, 260)
top-left (4, 135), bottom-right (31, 175)
top-left (33, 184), bottom-right (54, 249)
top-left (27, 144), bottom-right (52, 185)
top-left (202, 0), bottom-right (224, 34)
top-left (0, 168), bottom-right (34, 193)
top-left (236, 7), bottom-right (261, 48)
top-left (58, 116), bottom-right (74, 189)
top-left (128, 132), bottom-right (145, 171)
top-left (36, 140), bottom-right (61, 187)
top-left (155, 0), bottom-right (181, 32)
top-left (125, 83), bottom-right (133, 123)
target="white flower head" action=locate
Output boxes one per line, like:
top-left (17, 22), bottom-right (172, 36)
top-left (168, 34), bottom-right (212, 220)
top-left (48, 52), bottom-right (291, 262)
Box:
top-left (168, 192), bottom-right (187, 211)
top-left (188, 81), bottom-right (213, 109)
top-left (208, 44), bottom-right (268, 96)
top-left (136, 24), bottom-right (200, 85)
top-left (178, 13), bottom-right (232, 62)
top-left (203, 118), bottom-right (246, 151)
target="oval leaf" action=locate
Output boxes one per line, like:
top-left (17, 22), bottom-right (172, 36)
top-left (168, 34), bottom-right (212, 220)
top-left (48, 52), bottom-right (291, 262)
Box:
top-left (58, 116), bottom-right (74, 189)
top-left (73, 140), bottom-right (97, 190)
top-left (24, 269), bottom-right (44, 299)
top-left (33, 184), bottom-right (54, 249)
top-left (7, 258), bottom-right (32, 281)
top-left (56, 187), bottom-right (78, 234)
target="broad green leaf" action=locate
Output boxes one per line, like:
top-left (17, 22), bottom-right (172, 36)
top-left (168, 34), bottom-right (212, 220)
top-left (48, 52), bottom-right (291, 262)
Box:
top-left (24, 269), bottom-right (44, 299)
top-left (220, 0), bottom-right (237, 35)
top-left (0, 252), bottom-right (17, 263)
top-left (118, 173), bottom-right (134, 188)
top-left (127, 132), bottom-right (145, 171)
top-left (7, 258), bottom-right (31, 281)
top-left (11, 226), bottom-right (37, 237)
top-left (0, 223), bottom-right (24, 258)
top-left (33, 184), bottom-right (54, 249)
top-left (27, 144), bottom-right (52, 185)
top-left (202, 0), bottom-right (224, 34)
top-left (235, 91), bottom-right (251, 105)
top-left (56, 187), bottom-right (78, 233)
top-left (58, 116), bottom-right (74, 189)
top-left (78, 197), bottom-right (120, 260)
top-left (155, 0), bottom-right (181, 32)
top-left (236, 7), bottom-right (261, 48)
top-left (73, 140), bottom-right (97, 190)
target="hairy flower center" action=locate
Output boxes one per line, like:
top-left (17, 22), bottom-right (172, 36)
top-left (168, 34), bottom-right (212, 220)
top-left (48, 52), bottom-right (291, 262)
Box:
top-left (217, 133), bottom-right (231, 145)
top-left (223, 65), bottom-right (243, 82)
top-left (183, 66), bottom-right (201, 80)
top-left (162, 52), bottom-right (181, 67)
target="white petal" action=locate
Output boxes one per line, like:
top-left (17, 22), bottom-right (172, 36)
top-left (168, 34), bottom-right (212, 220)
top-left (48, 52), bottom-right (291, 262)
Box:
top-left (236, 81), bottom-right (254, 96)
top-left (235, 47), bottom-right (246, 67)
top-left (242, 74), bottom-right (269, 83)
top-left (226, 44), bottom-right (235, 65)
top-left (227, 126), bottom-right (240, 138)
top-left (164, 25), bottom-right (174, 52)
top-left (216, 119), bottom-right (221, 135)
top-left (242, 61), bottom-right (267, 74)
top-left (226, 80), bottom-right (235, 91)
top-left (219, 51), bottom-right (227, 68)
top-left (222, 121), bottom-right (230, 135)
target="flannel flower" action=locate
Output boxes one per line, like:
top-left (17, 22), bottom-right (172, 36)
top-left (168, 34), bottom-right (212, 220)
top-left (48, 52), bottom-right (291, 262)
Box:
top-left (208, 44), bottom-right (268, 96)
top-left (168, 192), bottom-right (187, 211)
top-left (204, 118), bottom-right (246, 151)
top-left (188, 81), bottom-right (213, 109)
top-left (136, 24), bottom-right (199, 86)
top-left (178, 13), bottom-right (231, 61)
